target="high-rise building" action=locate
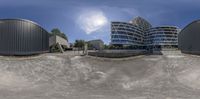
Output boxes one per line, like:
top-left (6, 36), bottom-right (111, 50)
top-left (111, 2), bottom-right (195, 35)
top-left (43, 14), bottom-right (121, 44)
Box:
top-left (129, 16), bottom-right (152, 30)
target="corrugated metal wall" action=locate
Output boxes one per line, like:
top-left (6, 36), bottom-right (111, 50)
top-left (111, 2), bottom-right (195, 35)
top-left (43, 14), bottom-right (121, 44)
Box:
top-left (0, 19), bottom-right (49, 55)
top-left (178, 20), bottom-right (200, 54)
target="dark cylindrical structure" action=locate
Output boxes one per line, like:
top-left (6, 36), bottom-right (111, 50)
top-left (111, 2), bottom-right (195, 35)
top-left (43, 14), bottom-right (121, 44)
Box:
top-left (0, 19), bottom-right (49, 55)
top-left (178, 20), bottom-right (200, 54)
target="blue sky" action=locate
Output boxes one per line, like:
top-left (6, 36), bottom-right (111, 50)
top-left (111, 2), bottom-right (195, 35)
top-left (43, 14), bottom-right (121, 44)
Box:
top-left (0, 0), bottom-right (200, 44)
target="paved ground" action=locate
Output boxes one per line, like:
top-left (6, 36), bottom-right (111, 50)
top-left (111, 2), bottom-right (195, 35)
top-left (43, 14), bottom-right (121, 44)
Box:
top-left (0, 51), bottom-right (200, 99)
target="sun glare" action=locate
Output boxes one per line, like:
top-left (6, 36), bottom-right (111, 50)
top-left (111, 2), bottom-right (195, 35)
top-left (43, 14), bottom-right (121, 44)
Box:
top-left (95, 17), bottom-right (106, 26)
top-left (77, 10), bottom-right (108, 34)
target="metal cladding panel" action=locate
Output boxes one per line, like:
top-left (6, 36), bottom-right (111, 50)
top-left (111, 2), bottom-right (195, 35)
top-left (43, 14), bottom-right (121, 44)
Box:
top-left (178, 20), bottom-right (200, 54)
top-left (0, 19), bottom-right (49, 55)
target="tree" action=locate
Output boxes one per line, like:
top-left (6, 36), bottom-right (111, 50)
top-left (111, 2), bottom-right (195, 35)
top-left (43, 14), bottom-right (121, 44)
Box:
top-left (104, 44), bottom-right (109, 49)
top-left (74, 40), bottom-right (85, 48)
top-left (109, 45), bottom-right (117, 49)
top-left (50, 28), bottom-right (68, 41)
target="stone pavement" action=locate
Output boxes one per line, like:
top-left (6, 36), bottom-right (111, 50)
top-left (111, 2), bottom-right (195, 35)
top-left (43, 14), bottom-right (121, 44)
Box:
top-left (0, 51), bottom-right (199, 99)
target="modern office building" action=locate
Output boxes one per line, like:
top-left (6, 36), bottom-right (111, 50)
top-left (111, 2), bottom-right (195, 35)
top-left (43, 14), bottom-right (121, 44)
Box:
top-left (178, 20), bottom-right (200, 54)
top-left (111, 22), bottom-right (144, 48)
top-left (110, 17), bottom-right (180, 51)
top-left (146, 26), bottom-right (180, 50)
top-left (111, 17), bottom-right (152, 49)
top-left (0, 19), bottom-right (49, 55)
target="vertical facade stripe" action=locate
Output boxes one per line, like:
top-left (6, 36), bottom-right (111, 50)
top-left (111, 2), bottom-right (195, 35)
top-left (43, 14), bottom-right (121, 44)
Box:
top-left (0, 19), bottom-right (49, 55)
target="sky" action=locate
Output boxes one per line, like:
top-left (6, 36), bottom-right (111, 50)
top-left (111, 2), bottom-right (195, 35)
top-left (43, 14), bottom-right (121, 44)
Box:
top-left (0, 0), bottom-right (200, 44)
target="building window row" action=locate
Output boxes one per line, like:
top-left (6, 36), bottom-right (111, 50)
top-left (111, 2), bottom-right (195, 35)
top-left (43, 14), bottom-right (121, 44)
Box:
top-left (111, 20), bottom-right (180, 50)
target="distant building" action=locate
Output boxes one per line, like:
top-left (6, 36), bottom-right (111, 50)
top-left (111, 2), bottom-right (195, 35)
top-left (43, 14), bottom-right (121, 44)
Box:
top-left (0, 19), bottom-right (49, 55)
top-left (49, 35), bottom-right (69, 52)
top-left (178, 20), bottom-right (200, 54)
top-left (87, 39), bottom-right (104, 50)
top-left (110, 16), bottom-right (180, 51)
top-left (129, 16), bottom-right (152, 30)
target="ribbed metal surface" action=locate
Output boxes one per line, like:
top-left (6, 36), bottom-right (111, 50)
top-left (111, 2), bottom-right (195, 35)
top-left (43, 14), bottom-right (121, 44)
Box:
top-left (178, 20), bottom-right (200, 54)
top-left (0, 19), bottom-right (49, 55)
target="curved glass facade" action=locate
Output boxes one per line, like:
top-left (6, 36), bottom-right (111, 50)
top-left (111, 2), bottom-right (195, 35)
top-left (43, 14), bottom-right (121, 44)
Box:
top-left (145, 26), bottom-right (179, 50)
top-left (110, 17), bottom-right (180, 51)
top-left (111, 22), bottom-right (144, 46)
top-left (0, 19), bottom-right (49, 55)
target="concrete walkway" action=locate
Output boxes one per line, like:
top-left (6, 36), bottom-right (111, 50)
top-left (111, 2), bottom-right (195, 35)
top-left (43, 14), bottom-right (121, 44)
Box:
top-left (0, 51), bottom-right (199, 99)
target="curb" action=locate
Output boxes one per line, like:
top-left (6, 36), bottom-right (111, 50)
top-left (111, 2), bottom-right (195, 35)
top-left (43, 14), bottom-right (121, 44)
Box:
top-left (85, 55), bottom-right (145, 61)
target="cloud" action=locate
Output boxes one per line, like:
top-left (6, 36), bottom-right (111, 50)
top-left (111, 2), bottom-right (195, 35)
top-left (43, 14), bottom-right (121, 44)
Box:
top-left (121, 8), bottom-right (140, 16)
top-left (77, 10), bottom-right (108, 34)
